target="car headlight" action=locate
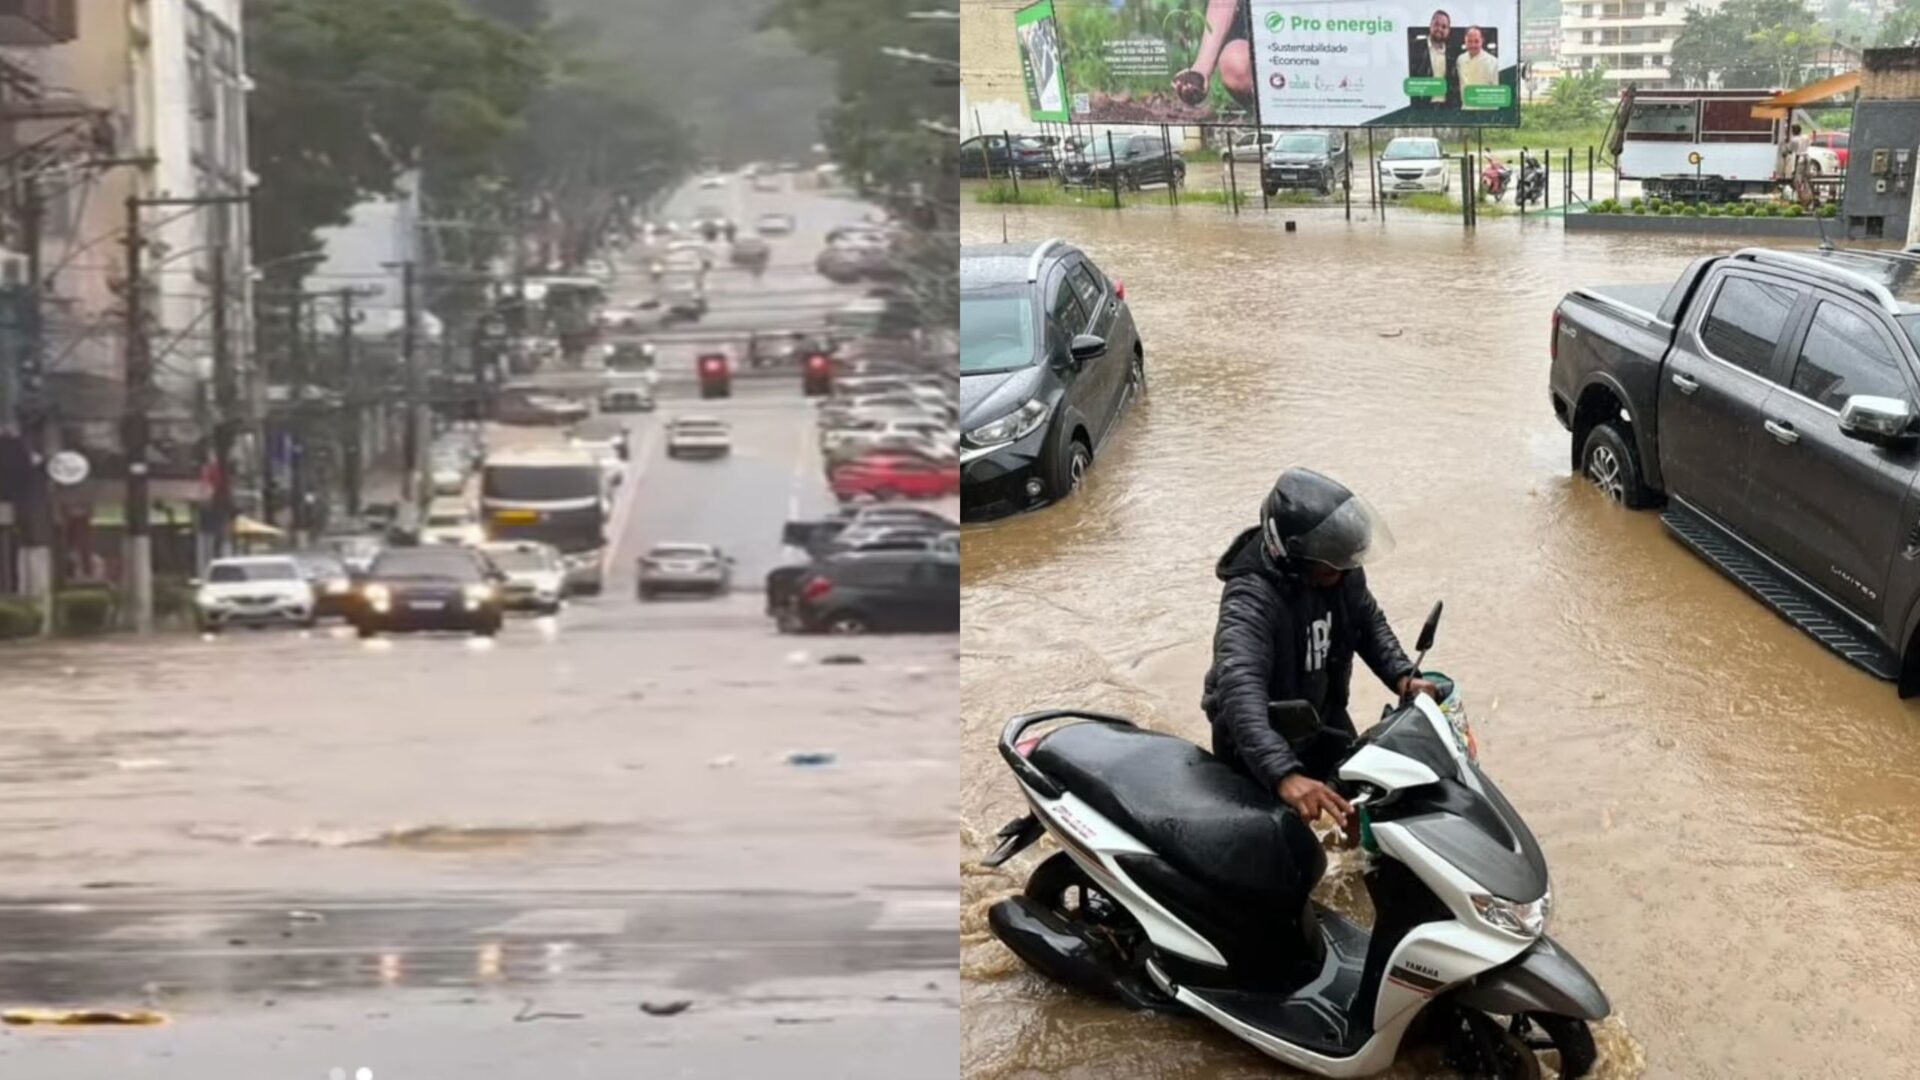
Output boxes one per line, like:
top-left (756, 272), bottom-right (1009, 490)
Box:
top-left (363, 584), bottom-right (391, 612)
top-left (1425, 166), bottom-right (1443, 177)
top-left (1471, 890), bottom-right (1550, 938)
top-left (464, 583), bottom-right (495, 609)
top-left (195, 591), bottom-right (225, 608)
top-left (965, 399), bottom-right (1051, 447)
top-left (324, 578), bottom-right (351, 595)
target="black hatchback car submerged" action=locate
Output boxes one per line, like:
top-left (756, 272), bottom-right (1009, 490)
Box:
top-left (960, 239), bottom-right (1144, 521)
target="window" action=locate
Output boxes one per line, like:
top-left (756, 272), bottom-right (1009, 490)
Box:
top-left (1701, 276), bottom-right (1799, 378)
top-left (1792, 303), bottom-right (1910, 410)
top-left (1582, 29), bottom-right (1594, 43)
top-left (913, 561), bottom-right (960, 587)
top-left (1626, 101), bottom-right (1694, 135)
top-left (1067, 263), bottom-right (1103, 317)
top-left (1049, 272), bottom-right (1089, 334)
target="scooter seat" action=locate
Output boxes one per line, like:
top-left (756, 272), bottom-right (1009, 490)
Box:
top-left (1030, 722), bottom-right (1325, 903)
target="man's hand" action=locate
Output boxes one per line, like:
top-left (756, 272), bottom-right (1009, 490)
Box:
top-left (1398, 674), bottom-right (1440, 701)
top-left (1278, 774), bottom-right (1352, 829)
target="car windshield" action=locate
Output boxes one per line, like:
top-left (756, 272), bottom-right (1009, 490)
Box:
top-left (1087, 136), bottom-right (1132, 161)
top-left (650, 545), bottom-right (712, 558)
top-left (485, 548), bottom-right (553, 571)
top-left (961, 290), bottom-right (1035, 374)
top-left (1275, 134), bottom-right (1329, 153)
top-left (1384, 139), bottom-right (1441, 160)
top-left (371, 549), bottom-right (483, 582)
top-left (208, 561), bottom-right (298, 583)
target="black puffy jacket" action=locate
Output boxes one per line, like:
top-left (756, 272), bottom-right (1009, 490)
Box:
top-left (1201, 526), bottom-right (1416, 790)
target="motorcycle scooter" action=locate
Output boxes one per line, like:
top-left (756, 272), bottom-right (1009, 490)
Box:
top-left (1481, 158), bottom-right (1513, 202)
top-left (1515, 151), bottom-right (1546, 207)
top-left (983, 603), bottom-right (1609, 1078)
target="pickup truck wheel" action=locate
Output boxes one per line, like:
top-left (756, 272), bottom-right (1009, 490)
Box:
top-left (1581, 423), bottom-right (1652, 509)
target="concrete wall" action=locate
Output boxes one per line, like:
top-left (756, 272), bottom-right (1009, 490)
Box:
top-left (960, 0), bottom-right (1028, 138)
top-left (1861, 47), bottom-right (1920, 101)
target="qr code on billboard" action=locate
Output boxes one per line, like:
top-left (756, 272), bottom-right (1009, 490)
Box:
top-left (1072, 92), bottom-right (1089, 116)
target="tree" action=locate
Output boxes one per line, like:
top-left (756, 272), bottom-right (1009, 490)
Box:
top-left (1529, 67), bottom-right (1611, 129)
top-left (1670, 0), bottom-right (1825, 89)
top-left (244, 0), bottom-right (548, 277)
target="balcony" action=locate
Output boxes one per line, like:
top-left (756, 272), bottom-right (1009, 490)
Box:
top-left (0, 0), bottom-right (77, 46)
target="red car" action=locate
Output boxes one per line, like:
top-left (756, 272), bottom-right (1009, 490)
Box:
top-left (831, 454), bottom-right (959, 503)
top-left (1810, 130), bottom-right (1849, 169)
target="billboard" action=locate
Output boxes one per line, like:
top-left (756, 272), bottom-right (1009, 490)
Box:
top-left (1047, 0), bottom-right (1259, 125)
top-left (1249, 0), bottom-right (1520, 127)
top-left (1016, 0), bottom-right (1070, 122)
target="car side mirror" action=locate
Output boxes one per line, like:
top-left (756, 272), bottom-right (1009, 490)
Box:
top-left (1069, 334), bottom-right (1107, 365)
top-left (1267, 700), bottom-right (1323, 744)
top-left (1839, 395), bottom-right (1919, 447)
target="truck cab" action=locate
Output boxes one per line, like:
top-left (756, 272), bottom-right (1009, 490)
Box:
top-left (1551, 246), bottom-right (1920, 692)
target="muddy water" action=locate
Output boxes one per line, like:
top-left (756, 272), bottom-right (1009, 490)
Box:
top-left (959, 205), bottom-right (1920, 1078)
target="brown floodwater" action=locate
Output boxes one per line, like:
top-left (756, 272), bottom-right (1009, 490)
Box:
top-left (958, 204), bottom-right (1920, 1079)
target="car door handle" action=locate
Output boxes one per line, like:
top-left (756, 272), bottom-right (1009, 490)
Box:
top-left (1764, 419), bottom-right (1799, 445)
top-left (1671, 372), bottom-right (1700, 395)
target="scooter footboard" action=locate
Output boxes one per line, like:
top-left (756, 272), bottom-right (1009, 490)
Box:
top-left (986, 897), bottom-right (1179, 1013)
top-left (1451, 935), bottom-right (1610, 1021)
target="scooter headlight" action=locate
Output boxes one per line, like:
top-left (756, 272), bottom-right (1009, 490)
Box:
top-left (1471, 889), bottom-right (1550, 938)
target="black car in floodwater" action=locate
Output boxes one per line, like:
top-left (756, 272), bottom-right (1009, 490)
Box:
top-left (1263, 130), bottom-right (1349, 196)
top-left (960, 239), bottom-right (1144, 521)
top-left (1552, 245), bottom-right (1920, 694)
top-left (1060, 134), bottom-right (1185, 191)
top-left (353, 545), bottom-right (506, 639)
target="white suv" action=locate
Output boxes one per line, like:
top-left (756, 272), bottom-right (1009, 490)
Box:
top-left (194, 556), bottom-right (316, 632)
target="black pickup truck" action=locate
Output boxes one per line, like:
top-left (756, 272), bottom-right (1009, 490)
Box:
top-left (1550, 245), bottom-right (1920, 692)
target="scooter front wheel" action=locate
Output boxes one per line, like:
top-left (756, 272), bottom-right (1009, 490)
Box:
top-left (1444, 1009), bottom-right (1542, 1080)
top-left (1513, 1013), bottom-right (1598, 1078)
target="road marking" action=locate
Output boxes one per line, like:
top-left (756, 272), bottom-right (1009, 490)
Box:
top-left (869, 896), bottom-right (959, 932)
top-left (475, 909), bottom-right (630, 936)
top-left (606, 425), bottom-right (661, 568)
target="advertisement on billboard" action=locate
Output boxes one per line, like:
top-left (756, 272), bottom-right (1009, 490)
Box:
top-left (1249, 0), bottom-right (1519, 127)
top-left (1048, 0), bottom-right (1259, 125)
top-left (1017, 0), bottom-right (1070, 122)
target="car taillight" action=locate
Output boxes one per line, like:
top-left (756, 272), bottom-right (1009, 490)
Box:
top-left (1550, 309), bottom-right (1561, 361)
top-left (1015, 736), bottom-right (1042, 758)
top-left (807, 354), bottom-right (829, 371)
top-left (700, 354), bottom-right (726, 373)
top-left (801, 576), bottom-right (832, 602)
top-left (1113, 280), bottom-right (1125, 300)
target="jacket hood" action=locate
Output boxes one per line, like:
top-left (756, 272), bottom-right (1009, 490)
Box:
top-left (1216, 525), bottom-right (1281, 581)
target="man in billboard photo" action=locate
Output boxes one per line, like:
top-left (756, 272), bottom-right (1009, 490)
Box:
top-left (1406, 9), bottom-right (1459, 108)
top-left (1457, 25), bottom-right (1497, 107)
top-left (1171, 0), bottom-right (1255, 111)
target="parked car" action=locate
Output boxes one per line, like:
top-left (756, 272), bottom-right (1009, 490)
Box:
top-left (599, 385), bottom-right (655, 413)
top-left (831, 453), bottom-right (960, 502)
top-left (1222, 130), bottom-right (1277, 162)
top-left (789, 550), bottom-right (960, 634)
top-left (290, 550), bottom-right (358, 619)
top-left (192, 556), bottom-right (316, 633)
top-left (1264, 130), bottom-right (1349, 196)
top-left (1810, 130), bottom-right (1850, 169)
top-left (666, 416), bottom-right (732, 459)
top-left (477, 540), bottom-right (565, 615)
top-left (1376, 136), bottom-right (1451, 197)
top-left (958, 134), bottom-right (1052, 179)
top-left (636, 542), bottom-right (735, 600)
top-left (353, 545), bottom-right (505, 638)
top-left (1061, 134), bottom-right (1184, 191)
top-left (757, 211), bottom-right (796, 235)
top-left (958, 238), bottom-right (1144, 521)
top-left (1550, 245), bottom-right (1920, 693)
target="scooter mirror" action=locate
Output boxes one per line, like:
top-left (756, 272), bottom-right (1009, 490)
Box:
top-left (1415, 600), bottom-right (1444, 654)
top-left (1267, 700), bottom-right (1323, 743)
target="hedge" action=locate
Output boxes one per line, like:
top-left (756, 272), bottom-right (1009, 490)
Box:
top-left (1587, 198), bottom-right (1837, 219)
top-left (0, 595), bottom-right (43, 640)
top-left (55, 586), bottom-right (117, 636)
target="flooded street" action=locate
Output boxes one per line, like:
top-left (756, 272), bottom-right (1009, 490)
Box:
top-left (0, 176), bottom-right (959, 1077)
top-left (959, 205), bottom-right (1920, 1078)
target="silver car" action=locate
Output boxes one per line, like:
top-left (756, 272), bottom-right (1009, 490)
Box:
top-left (478, 541), bottom-right (566, 615)
top-left (636, 543), bottom-right (734, 600)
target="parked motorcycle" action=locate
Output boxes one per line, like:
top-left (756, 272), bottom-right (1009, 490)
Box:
top-left (983, 602), bottom-right (1609, 1078)
top-left (1481, 158), bottom-right (1513, 201)
top-left (1515, 152), bottom-right (1546, 207)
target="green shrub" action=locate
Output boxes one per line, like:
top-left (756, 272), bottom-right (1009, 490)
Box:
top-left (55, 586), bottom-right (117, 636)
top-left (1628, 196), bottom-right (1644, 209)
top-left (1818, 203), bottom-right (1839, 218)
top-left (1784, 204), bottom-right (1804, 217)
top-left (1632, 205), bottom-right (1647, 214)
top-left (0, 595), bottom-right (43, 640)
top-left (1682, 204), bottom-right (1701, 216)
top-left (1706, 205), bottom-right (1723, 216)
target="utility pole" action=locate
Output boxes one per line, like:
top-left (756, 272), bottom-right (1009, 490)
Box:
top-left (399, 260), bottom-right (420, 509)
top-left (338, 288), bottom-right (361, 520)
top-left (209, 245), bottom-right (235, 557)
top-left (286, 291), bottom-right (306, 546)
top-left (122, 194), bottom-right (152, 633)
top-left (17, 173), bottom-right (55, 632)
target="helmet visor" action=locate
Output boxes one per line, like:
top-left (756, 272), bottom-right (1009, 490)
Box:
top-left (1288, 494), bottom-right (1395, 570)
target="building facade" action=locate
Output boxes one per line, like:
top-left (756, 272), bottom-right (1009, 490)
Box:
top-left (1559, 0), bottom-right (1708, 87)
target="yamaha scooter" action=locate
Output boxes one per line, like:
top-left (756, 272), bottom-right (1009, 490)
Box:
top-left (1515, 151), bottom-right (1546, 207)
top-left (983, 602), bottom-right (1609, 1078)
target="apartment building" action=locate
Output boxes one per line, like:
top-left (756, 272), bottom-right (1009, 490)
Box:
top-left (1560, 0), bottom-right (1714, 86)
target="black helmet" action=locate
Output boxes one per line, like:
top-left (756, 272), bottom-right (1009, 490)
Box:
top-left (1260, 468), bottom-right (1395, 570)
